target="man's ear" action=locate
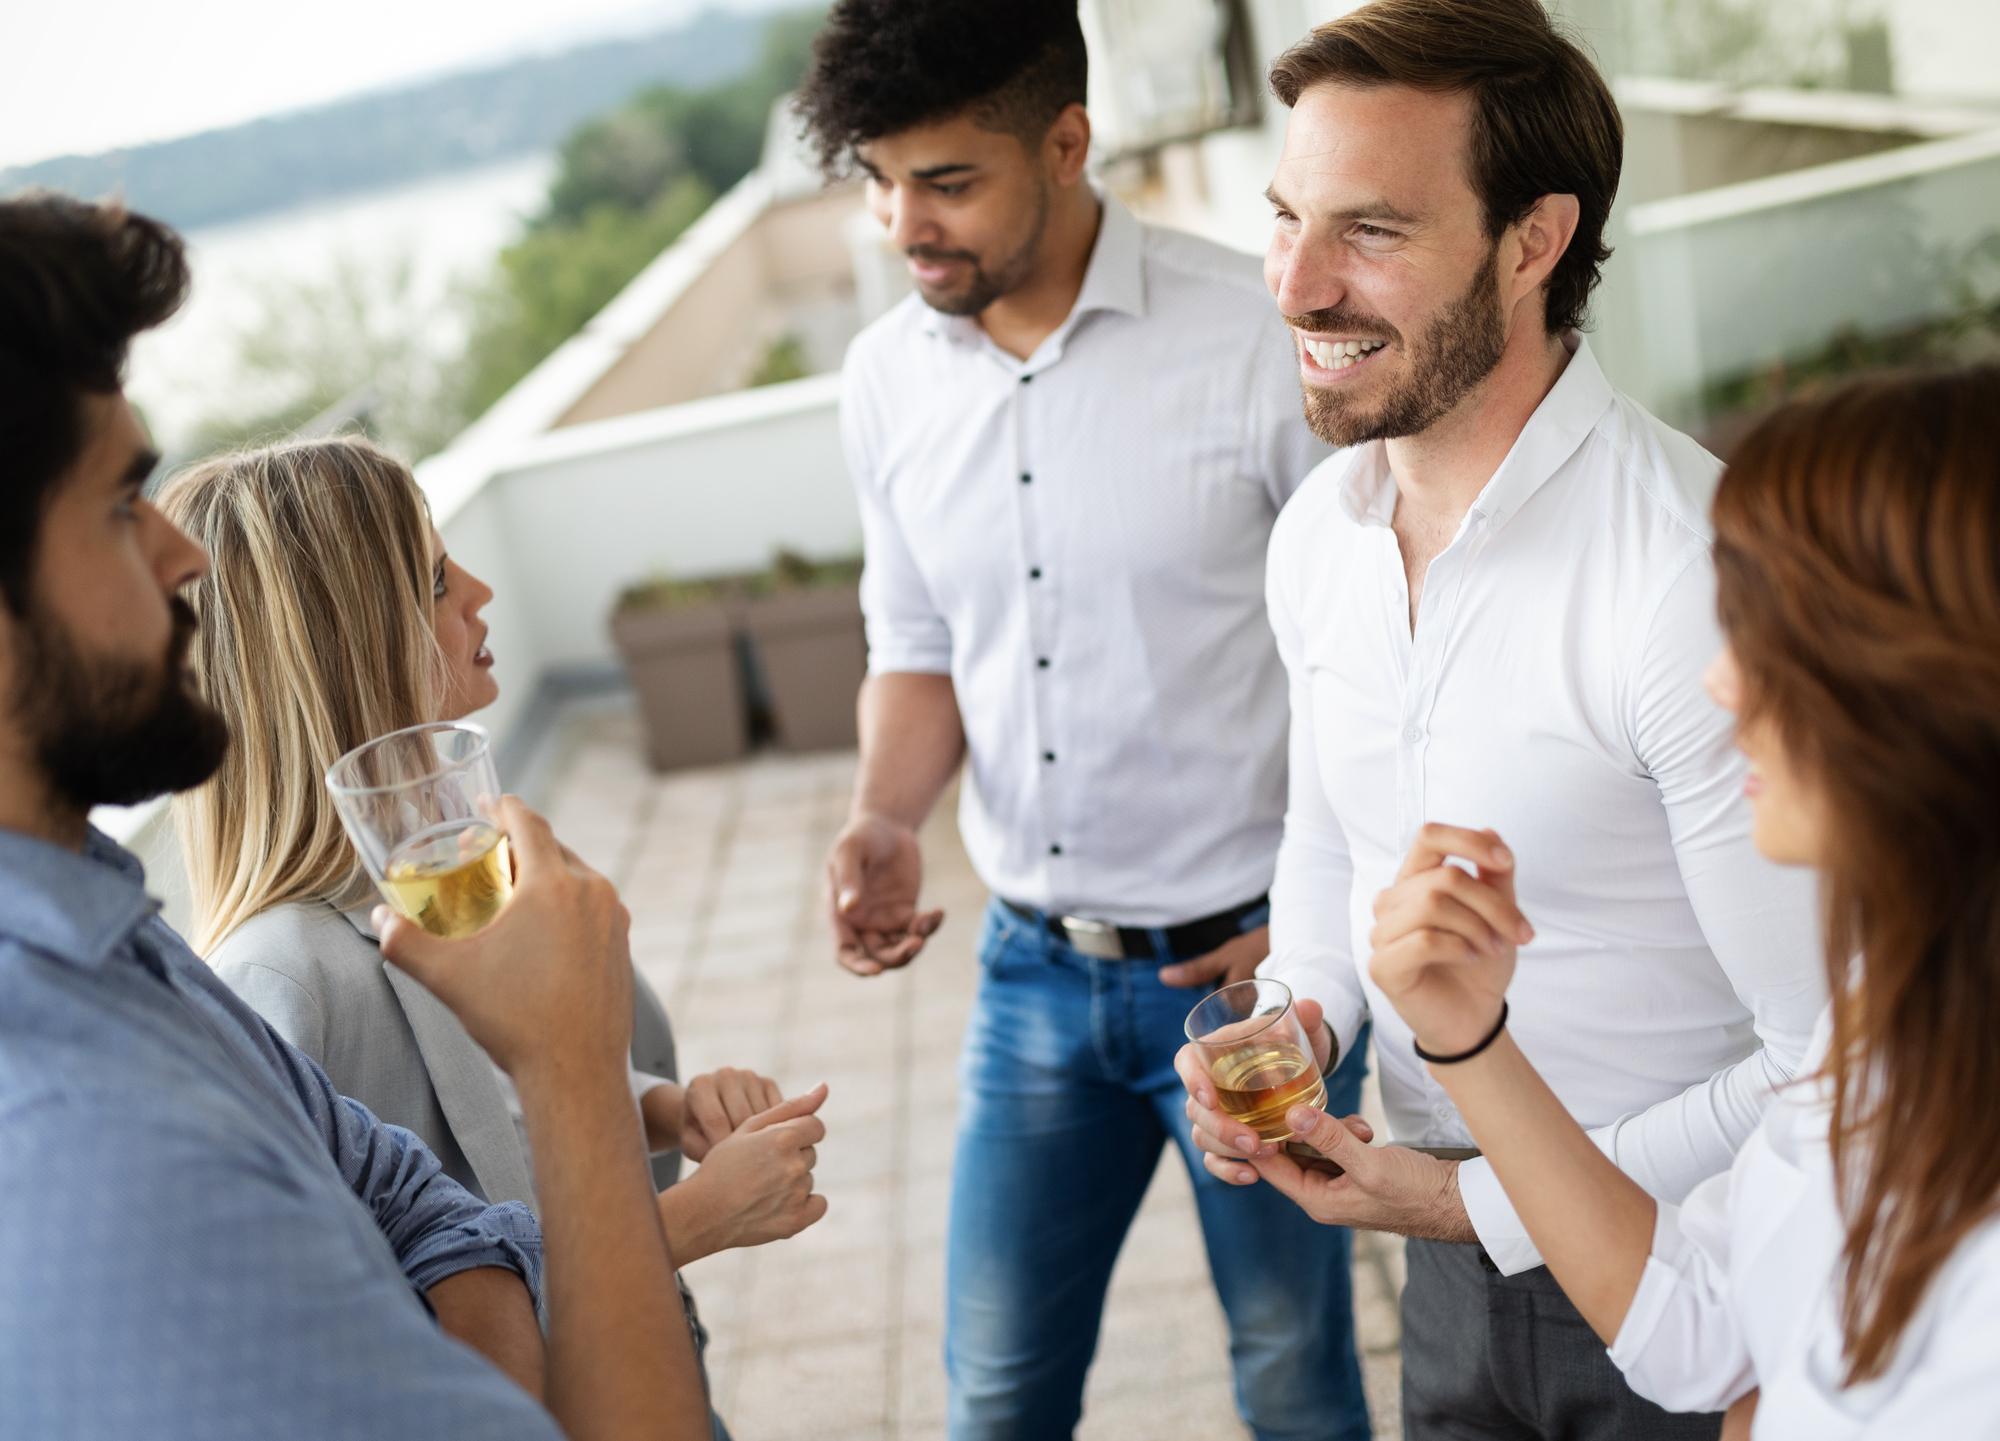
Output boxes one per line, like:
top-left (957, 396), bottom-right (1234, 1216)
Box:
top-left (1044, 103), bottom-right (1093, 188)
top-left (1508, 193), bottom-right (1580, 311)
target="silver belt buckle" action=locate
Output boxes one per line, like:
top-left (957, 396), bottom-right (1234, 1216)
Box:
top-left (1059, 916), bottom-right (1125, 959)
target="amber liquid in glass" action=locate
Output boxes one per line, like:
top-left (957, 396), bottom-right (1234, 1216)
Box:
top-left (380, 821), bottom-right (513, 938)
top-left (1211, 1045), bottom-right (1326, 1140)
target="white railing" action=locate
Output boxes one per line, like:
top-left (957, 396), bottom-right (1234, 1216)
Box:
top-left (431, 371), bottom-right (855, 752)
top-left (1615, 126), bottom-right (2000, 428)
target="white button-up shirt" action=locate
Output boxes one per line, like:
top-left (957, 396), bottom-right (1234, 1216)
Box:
top-left (1261, 335), bottom-right (1826, 1272)
top-left (1613, 1007), bottom-right (2000, 1434)
top-left (843, 195), bottom-right (1332, 924)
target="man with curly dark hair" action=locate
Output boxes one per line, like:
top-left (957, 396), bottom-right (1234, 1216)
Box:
top-left (801, 4), bottom-right (1370, 1439)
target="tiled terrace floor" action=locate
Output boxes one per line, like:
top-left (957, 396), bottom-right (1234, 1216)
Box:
top-left (530, 701), bottom-right (1405, 1441)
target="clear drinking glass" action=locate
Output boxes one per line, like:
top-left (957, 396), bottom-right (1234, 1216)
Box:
top-left (326, 721), bottom-right (513, 939)
top-left (1183, 978), bottom-right (1327, 1143)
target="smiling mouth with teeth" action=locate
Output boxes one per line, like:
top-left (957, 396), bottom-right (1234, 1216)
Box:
top-left (1302, 337), bottom-right (1387, 370)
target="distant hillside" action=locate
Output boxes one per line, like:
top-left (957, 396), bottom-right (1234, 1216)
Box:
top-left (0, 9), bottom-right (768, 232)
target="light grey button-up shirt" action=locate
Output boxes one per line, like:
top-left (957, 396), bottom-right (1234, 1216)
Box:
top-left (843, 194), bottom-right (1332, 925)
top-left (0, 826), bottom-right (554, 1438)
top-left (1262, 334), bottom-right (1826, 1273)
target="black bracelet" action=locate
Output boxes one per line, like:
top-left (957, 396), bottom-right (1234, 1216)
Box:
top-left (1413, 1002), bottom-right (1509, 1065)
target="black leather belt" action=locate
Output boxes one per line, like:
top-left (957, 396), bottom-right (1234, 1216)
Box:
top-left (1000, 894), bottom-right (1268, 961)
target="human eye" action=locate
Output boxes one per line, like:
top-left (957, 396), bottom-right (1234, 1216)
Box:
top-left (1352, 223), bottom-right (1401, 243)
top-left (433, 561), bottom-right (448, 601)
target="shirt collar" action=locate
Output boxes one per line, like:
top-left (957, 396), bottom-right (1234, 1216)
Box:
top-left (918, 187), bottom-right (1148, 357)
top-left (1336, 332), bottom-right (1615, 532)
top-left (0, 824), bottom-right (157, 970)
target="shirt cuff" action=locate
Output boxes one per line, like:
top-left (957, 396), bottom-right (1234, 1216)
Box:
top-left (861, 639), bottom-right (953, 675)
top-left (403, 1199), bottom-right (545, 1309)
top-left (1256, 957), bottom-right (1366, 1069)
top-left (1458, 1123), bottom-right (1629, 1274)
top-left (629, 1068), bottom-right (669, 1106)
top-left (1456, 1156), bottom-right (1547, 1274)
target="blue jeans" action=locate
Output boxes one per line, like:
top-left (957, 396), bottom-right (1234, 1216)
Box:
top-left (944, 898), bottom-right (1372, 1441)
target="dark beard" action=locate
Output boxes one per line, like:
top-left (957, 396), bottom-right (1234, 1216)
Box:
top-left (908, 180), bottom-right (1052, 318)
top-left (1291, 244), bottom-right (1509, 447)
top-left (10, 594), bottom-right (231, 811)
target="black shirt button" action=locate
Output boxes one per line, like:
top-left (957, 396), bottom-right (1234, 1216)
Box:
top-left (1020, 472), bottom-right (1032, 484)
top-left (1036, 657), bottom-right (1050, 668)
top-left (1049, 843), bottom-right (1062, 855)
top-left (1043, 751), bottom-right (1056, 762)
top-left (1029, 568), bottom-right (1041, 579)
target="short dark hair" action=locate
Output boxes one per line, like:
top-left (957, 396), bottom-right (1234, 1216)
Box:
top-left (794, 0), bottom-right (1088, 176)
top-left (1270, 0), bottom-right (1622, 336)
top-left (0, 194), bottom-right (188, 614)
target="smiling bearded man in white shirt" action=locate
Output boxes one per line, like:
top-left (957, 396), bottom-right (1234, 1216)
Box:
top-left (1174, 3), bottom-right (1825, 1439)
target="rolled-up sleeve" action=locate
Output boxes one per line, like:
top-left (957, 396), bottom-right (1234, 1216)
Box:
top-left (844, 355), bottom-right (952, 675)
top-left (0, 1083), bottom-right (560, 1438)
top-left (269, 1022), bottom-right (544, 1303)
top-left (1609, 1181), bottom-right (1756, 1413)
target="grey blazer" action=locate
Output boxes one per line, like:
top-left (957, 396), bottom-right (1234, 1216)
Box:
top-left (211, 901), bottom-right (682, 1212)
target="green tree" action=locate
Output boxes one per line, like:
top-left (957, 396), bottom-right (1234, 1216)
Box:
top-left (186, 247), bottom-right (478, 462)
top-left (462, 6), bottom-right (825, 418)
top-left (464, 175), bottom-right (715, 416)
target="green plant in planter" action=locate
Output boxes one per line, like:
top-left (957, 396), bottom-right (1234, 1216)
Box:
top-left (748, 548), bottom-right (864, 595)
top-left (615, 572), bottom-right (739, 614)
top-left (617, 549), bottom-right (862, 612)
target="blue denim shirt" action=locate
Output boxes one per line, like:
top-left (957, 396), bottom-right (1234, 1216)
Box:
top-left (0, 826), bottom-right (562, 1439)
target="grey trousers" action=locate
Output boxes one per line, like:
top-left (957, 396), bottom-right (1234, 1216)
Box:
top-left (1401, 1238), bottom-right (1722, 1441)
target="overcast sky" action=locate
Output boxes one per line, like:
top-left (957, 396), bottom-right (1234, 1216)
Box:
top-left (0, 0), bottom-right (800, 170)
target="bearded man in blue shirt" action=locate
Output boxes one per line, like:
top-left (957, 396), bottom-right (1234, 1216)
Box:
top-left (0, 194), bottom-right (714, 1439)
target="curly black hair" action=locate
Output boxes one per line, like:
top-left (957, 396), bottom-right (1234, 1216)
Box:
top-left (0, 194), bottom-right (188, 614)
top-left (794, 0), bottom-right (1088, 175)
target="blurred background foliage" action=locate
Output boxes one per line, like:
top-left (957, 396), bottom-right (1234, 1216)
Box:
top-left (188, 6), bottom-right (823, 463)
top-left (462, 8), bottom-right (824, 418)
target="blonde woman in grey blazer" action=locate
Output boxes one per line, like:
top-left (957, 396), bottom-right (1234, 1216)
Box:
top-left (164, 441), bottom-right (827, 1433)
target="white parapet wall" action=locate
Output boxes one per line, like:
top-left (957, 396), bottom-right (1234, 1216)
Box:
top-left (106, 372), bottom-right (855, 939)
top-left (429, 370), bottom-right (856, 753)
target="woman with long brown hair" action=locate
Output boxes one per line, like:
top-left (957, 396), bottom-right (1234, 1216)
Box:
top-left (1258, 366), bottom-right (2000, 1434)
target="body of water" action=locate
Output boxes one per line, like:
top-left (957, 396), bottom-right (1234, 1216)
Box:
top-left (127, 152), bottom-right (555, 453)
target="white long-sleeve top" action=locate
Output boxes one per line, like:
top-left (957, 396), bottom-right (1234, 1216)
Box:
top-left (1613, 1007), bottom-right (2000, 1435)
top-left (1260, 334), bottom-right (1826, 1273)
top-left (842, 193), bottom-right (1332, 925)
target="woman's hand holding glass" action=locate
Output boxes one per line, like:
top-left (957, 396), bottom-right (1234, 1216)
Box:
top-left (1366, 824), bottom-right (1532, 1057)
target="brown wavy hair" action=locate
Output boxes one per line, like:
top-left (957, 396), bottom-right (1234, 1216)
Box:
top-left (1711, 364), bottom-right (2000, 1382)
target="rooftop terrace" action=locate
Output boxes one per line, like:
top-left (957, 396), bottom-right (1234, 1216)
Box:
top-left (525, 699), bottom-right (1406, 1441)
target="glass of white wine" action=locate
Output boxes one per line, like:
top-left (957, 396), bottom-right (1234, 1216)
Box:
top-left (326, 721), bottom-right (513, 939)
top-left (1183, 978), bottom-right (1326, 1144)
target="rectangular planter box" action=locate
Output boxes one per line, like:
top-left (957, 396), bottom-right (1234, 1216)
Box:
top-left (742, 584), bottom-right (866, 752)
top-left (611, 602), bottom-right (749, 772)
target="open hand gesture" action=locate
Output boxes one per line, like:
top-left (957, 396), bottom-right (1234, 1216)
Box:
top-left (825, 812), bottom-right (944, 975)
